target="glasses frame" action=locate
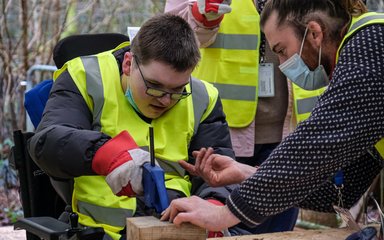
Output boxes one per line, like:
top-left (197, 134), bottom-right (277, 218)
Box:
top-left (133, 56), bottom-right (192, 100)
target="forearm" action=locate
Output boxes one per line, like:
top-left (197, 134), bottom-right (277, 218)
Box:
top-left (237, 161), bottom-right (258, 181)
top-left (29, 125), bottom-right (110, 179)
top-left (221, 205), bottom-right (241, 227)
top-left (28, 71), bottom-right (111, 179)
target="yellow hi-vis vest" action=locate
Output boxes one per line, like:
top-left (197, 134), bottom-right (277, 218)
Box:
top-left (335, 12), bottom-right (384, 158)
top-left (192, 0), bottom-right (260, 128)
top-left (292, 84), bottom-right (327, 123)
top-left (53, 42), bottom-right (219, 240)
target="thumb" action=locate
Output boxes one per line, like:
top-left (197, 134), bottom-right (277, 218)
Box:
top-left (217, 4), bottom-right (231, 15)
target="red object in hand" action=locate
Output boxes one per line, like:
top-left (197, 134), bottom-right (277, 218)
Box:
top-left (192, 0), bottom-right (232, 27)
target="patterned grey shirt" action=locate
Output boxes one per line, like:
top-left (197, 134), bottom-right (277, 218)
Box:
top-left (227, 23), bottom-right (384, 227)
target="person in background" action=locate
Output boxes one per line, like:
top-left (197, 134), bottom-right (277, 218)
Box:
top-left (27, 13), bottom-right (238, 239)
top-left (366, 0), bottom-right (384, 11)
top-left (161, 0), bottom-right (384, 232)
top-left (165, 0), bottom-right (298, 234)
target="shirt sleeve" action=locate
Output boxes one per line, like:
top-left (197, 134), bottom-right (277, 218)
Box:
top-left (227, 24), bottom-right (384, 227)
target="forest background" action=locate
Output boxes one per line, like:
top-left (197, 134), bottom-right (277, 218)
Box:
top-left (0, 0), bottom-right (165, 225)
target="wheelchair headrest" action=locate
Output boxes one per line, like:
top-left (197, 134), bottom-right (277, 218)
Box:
top-left (53, 33), bottom-right (130, 69)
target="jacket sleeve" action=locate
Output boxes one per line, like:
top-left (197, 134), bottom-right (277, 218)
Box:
top-left (225, 25), bottom-right (384, 228)
top-left (27, 70), bottom-right (111, 179)
top-left (164, 0), bottom-right (220, 47)
top-left (188, 96), bottom-right (237, 201)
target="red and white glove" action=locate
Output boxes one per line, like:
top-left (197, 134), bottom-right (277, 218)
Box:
top-left (92, 131), bottom-right (150, 197)
top-left (192, 0), bottom-right (232, 27)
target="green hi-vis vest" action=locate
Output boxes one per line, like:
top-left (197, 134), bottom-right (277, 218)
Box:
top-left (335, 12), bottom-right (384, 158)
top-left (192, 0), bottom-right (260, 128)
top-left (53, 42), bottom-right (219, 240)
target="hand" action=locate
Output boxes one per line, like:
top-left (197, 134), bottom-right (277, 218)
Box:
top-left (92, 131), bottom-right (151, 197)
top-left (192, 0), bottom-right (232, 27)
top-left (160, 196), bottom-right (240, 231)
top-left (179, 147), bottom-right (257, 187)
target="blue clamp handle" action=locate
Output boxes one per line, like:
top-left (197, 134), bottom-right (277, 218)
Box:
top-left (333, 170), bottom-right (344, 187)
top-left (142, 163), bottom-right (169, 213)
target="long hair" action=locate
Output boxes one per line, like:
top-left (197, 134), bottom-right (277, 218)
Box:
top-left (260, 0), bottom-right (367, 42)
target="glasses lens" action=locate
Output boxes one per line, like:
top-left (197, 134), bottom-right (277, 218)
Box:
top-left (147, 87), bottom-right (191, 100)
top-left (146, 88), bottom-right (166, 97)
top-left (171, 92), bottom-right (190, 100)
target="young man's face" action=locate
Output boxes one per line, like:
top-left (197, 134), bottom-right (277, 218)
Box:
top-left (123, 52), bottom-right (192, 119)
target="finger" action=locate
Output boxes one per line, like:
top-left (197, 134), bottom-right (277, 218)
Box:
top-left (173, 209), bottom-right (207, 230)
top-left (178, 160), bottom-right (197, 176)
top-left (194, 148), bottom-right (207, 172)
top-left (203, 154), bottom-right (220, 187)
top-left (192, 148), bottom-right (204, 159)
top-left (173, 212), bottom-right (195, 226)
top-left (168, 198), bottom-right (191, 223)
top-left (199, 147), bottom-right (214, 174)
top-left (160, 207), bottom-right (170, 221)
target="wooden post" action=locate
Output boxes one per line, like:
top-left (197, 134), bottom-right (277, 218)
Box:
top-left (126, 216), bottom-right (206, 240)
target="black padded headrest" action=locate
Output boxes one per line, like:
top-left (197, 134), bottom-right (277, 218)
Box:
top-left (53, 33), bottom-right (130, 68)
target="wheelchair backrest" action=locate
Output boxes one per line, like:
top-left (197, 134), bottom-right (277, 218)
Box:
top-left (17, 33), bottom-right (131, 219)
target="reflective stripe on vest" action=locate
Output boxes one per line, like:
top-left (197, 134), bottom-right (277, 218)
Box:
top-left (60, 43), bottom-right (217, 238)
top-left (335, 12), bottom-right (384, 158)
top-left (82, 57), bottom-right (104, 131)
top-left (208, 33), bottom-right (259, 50)
top-left (77, 200), bottom-right (133, 227)
top-left (192, 0), bottom-right (260, 128)
top-left (213, 83), bottom-right (256, 101)
top-left (293, 84), bottom-right (326, 123)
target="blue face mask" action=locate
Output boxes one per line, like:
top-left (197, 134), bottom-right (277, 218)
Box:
top-left (279, 27), bottom-right (329, 91)
top-left (125, 86), bottom-right (142, 114)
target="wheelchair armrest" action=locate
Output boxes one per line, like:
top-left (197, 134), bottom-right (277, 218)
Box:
top-left (14, 217), bottom-right (68, 240)
top-left (14, 216), bottom-right (105, 240)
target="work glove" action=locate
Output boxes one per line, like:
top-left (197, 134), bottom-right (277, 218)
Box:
top-left (92, 131), bottom-right (151, 197)
top-left (192, 0), bottom-right (232, 27)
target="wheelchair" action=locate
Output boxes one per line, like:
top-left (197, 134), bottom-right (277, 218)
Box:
top-left (10, 33), bottom-right (130, 240)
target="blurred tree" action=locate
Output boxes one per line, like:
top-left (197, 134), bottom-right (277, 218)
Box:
top-left (0, 0), bottom-right (165, 225)
top-left (0, 0), bottom-right (165, 139)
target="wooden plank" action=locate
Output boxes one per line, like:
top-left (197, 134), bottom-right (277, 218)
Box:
top-left (126, 216), bottom-right (206, 240)
top-left (210, 228), bottom-right (356, 240)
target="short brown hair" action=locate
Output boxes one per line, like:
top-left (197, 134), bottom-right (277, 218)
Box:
top-left (130, 13), bottom-right (200, 72)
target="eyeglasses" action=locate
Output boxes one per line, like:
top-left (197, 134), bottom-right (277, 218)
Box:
top-left (133, 56), bottom-right (192, 100)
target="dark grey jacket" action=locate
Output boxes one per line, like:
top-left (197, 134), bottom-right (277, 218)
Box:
top-left (27, 49), bottom-right (236, 202)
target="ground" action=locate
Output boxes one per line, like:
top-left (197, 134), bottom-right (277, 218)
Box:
top-left (0, 226), bottom-right (25, 240)
top-left (0, 187), bottom-right (24, 239)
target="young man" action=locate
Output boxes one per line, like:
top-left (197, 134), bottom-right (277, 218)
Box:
top-left (161, 0), bottom-right (384, 232)
top-left (28, 14), bottom-right (235, 239)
